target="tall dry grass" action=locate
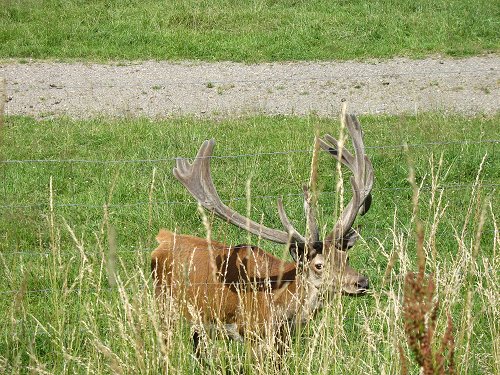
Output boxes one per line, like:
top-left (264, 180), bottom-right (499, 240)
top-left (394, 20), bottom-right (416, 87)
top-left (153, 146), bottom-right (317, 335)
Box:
top-left (1, 151), bottom-right (497, 374)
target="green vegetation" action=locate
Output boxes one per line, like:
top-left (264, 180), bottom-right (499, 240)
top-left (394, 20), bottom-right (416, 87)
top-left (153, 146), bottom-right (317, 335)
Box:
top-left (1, 0), bottom-right (498, 62)
top-left (0, 113), bottom-right (498, 373)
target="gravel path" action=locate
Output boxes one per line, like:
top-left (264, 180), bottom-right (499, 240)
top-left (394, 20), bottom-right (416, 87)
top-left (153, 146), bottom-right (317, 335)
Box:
top-left (1, 56), bottom-right (499, 118)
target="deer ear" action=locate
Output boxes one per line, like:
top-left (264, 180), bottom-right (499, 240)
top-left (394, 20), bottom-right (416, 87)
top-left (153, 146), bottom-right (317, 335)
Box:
top-left (289, 243), bottom-right (299, 263)
top-left (290, 242), bottom-right (318, 265)
top-left (338, 227), bottom-right (360, 251)
top-left (289, 242), bottom-right (306, 264)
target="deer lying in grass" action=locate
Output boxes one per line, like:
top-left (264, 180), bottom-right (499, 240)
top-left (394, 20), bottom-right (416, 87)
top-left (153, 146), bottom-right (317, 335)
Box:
top-left (151, 112), bottom-right (373, 357)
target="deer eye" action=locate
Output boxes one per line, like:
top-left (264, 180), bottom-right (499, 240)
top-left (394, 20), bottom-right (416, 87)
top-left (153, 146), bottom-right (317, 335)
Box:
top-left (315, 263), bottom-right (323, 271)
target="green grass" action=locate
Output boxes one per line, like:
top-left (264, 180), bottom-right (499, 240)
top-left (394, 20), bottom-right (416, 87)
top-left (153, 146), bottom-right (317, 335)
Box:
top-left (0, 113), bottom-right (499, 373)
top-left (1, 0), bottom-right (498, 62)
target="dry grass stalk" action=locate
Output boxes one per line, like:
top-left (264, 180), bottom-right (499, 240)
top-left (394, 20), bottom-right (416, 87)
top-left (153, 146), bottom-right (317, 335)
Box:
top-left (401, 151), bottom-right (456, 375)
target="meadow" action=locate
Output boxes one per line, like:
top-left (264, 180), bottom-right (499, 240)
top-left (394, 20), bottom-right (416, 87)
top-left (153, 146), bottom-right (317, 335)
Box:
top-left (1, 0), bottom-right (499, 371)
top-left (1, 0), bottom-right (498, 62)
top-left (0, 113), bottom-right (498, 374)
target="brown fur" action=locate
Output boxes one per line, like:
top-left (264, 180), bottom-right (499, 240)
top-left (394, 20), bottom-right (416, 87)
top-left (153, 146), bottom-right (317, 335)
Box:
top-left (151, 229), bottom-right (323, 339)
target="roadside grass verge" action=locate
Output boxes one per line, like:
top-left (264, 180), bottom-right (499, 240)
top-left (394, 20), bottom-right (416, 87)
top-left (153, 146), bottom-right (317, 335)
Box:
top-left (1, 0), bottom-right (498, 62)
top-left (0, 113), bottom-right (498, 373)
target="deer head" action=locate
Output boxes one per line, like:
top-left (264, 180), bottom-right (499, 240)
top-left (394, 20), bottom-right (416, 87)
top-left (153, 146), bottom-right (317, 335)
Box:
top-left (172, 112), bottom-right (373, 296)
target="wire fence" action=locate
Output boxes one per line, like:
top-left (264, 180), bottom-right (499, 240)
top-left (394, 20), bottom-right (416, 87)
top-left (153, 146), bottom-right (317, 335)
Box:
top-left (0, 277), bottom-right (335, 295)
top-left (1, 137), bottom-right (496, 206)
top-left (1, 139), bottom-right (498, 165)
top-left (1, 124), bottom-right (498, 296)
top-left (3, 218), bottom-right (499, 298)
top-left (4, 225), bottom-right (498, 260)
top-left (1, 182), bottom-right (498, 210)
top-left (0, 228), bottom-right (428, 258)
top-left (1, 138), bottom-right (498, 210)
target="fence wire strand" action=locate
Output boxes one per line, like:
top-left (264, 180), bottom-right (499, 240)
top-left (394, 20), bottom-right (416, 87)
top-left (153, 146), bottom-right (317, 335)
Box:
top-left (1, 182), bottom-right (498, 210)
top-left (2, 139), bottom-right (498, 165)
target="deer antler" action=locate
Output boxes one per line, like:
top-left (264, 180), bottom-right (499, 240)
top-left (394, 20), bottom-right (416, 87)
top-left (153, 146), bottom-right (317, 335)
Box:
top-left (302, 184), bottom-right (320, 244)
top-left (173, 139), bottom-right (306, 245)
top-left (174, 112), bottom-right (373, 253)
top-left (319, 113), bottom-right (374, 250)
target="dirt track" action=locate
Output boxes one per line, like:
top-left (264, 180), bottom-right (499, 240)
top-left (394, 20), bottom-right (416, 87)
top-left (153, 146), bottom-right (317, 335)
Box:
top-left (1, 56), bottom-right (499, 118)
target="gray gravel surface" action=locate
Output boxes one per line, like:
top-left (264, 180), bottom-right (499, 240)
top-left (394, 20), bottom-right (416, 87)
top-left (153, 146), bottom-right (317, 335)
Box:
top-left (1, 56), bottom-right (499, 118)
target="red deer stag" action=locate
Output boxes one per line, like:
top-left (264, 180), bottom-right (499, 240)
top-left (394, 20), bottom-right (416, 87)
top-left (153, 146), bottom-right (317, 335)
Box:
top-left (151, 112), bottom-right (373, 356)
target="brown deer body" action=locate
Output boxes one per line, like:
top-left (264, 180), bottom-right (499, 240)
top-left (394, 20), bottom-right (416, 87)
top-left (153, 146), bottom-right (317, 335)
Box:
top-left (152, 230), bottom-right (322, 343)
top-left (152, 112), bottom-right (373, 355)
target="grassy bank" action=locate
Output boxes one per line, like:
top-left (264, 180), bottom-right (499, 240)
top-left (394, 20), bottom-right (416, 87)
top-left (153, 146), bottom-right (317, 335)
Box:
top-left (1, 0), bottom-right (498, 62)
top-left (0, 113), bottom-right (499, 373)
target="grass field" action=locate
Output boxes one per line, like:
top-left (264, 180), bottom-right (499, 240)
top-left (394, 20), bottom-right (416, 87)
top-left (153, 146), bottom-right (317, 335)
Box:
top-left (0, 113), bottom-right (498, 373)
top-left (1, 0), bottom-right (498, 62)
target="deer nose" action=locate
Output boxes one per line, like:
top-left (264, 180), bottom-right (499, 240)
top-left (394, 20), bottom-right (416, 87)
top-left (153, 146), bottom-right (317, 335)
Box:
top-left (356, 277), bottom-right (369, 291)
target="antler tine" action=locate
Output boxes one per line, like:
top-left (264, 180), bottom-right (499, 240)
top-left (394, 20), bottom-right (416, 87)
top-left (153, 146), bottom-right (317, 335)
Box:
top-left (277, 198), bottom-right (307, 245)
top-left (302, 185), bottom-right (320, 243)
top-left (325, 176), bottom-right (361, 245)
top-left (319, 134), bottom-right (356, 171)
top-left (173, 139), bottom-right (299, 244)
top-left (173, 140), bottom-right (216, 208)
top-left (346, 113), bottom-right (373, 216)
top-left (360, 156), bottom-right (374, 215)
top-left (322, 113), bottom-right (374, 249)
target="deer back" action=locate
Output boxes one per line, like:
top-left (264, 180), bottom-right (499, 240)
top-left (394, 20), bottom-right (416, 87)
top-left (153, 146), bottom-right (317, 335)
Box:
top-left (151, 230), bottom-right (307, 330)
